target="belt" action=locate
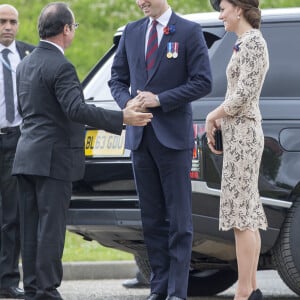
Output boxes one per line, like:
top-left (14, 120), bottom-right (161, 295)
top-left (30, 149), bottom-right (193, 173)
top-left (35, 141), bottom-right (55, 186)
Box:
top-left (0, 126), bottom-right (20, 135)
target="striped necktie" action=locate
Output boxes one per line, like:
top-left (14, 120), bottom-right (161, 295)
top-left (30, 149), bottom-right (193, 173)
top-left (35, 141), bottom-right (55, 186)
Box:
top-left (146, 20), bottom-right (158, 77)
top-left (1, 48), bottom-right (14, 122)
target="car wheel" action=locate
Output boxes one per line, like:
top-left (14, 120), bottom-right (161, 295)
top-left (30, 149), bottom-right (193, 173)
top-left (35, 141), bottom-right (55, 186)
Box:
top-left (272, 198), bottom-right (300, 296)
top-left (187, 269), bottom-right (237, 296)
top-left (135, 254), bottom-right (237, 296)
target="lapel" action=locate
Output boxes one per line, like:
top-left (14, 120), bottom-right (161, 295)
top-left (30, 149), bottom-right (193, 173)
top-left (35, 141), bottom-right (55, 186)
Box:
top-left (16, 41), bottom-right (25, 59)
top-left (145, 12), bottom-right (178, 84)
top-left (16, 41), bottom-right (33, 59)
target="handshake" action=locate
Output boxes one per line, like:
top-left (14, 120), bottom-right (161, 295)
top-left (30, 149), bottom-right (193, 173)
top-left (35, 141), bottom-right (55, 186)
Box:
top-left (123, 105), bottom-right (153, 126)
top-left (122, 90), bottom-right (159, 126)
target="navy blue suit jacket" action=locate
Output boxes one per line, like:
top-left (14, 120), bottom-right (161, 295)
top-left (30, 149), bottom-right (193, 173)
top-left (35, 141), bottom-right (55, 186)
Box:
top-left (109, 12), bottom-right (212, 150)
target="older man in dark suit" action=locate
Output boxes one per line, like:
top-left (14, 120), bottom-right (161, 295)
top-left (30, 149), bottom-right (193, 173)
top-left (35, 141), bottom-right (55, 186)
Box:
top-left (109, 1), bottom-right (212, 299)
top-left (0, 4), bottom-right (35, 299)
top-left (12, 2), bottom-right (152, 300)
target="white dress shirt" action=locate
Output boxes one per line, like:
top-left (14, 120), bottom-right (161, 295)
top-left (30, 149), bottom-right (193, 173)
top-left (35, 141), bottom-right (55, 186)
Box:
top-left (0, 41), bottom-right (21, 128)
top-left (145, 7), bottom-right (172, 55)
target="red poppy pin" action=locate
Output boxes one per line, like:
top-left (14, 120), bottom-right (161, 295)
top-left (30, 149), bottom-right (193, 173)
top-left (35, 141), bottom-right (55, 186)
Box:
top-left (163, 24), bottom-right (176, 35)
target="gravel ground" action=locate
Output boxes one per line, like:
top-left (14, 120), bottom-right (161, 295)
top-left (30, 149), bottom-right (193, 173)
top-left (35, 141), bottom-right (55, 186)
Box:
top-left (58, 270), bottom-right (300, 300)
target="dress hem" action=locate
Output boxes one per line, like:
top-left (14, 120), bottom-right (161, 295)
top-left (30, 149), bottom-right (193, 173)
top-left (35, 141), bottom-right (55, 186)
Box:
top-left (219, 225), bottom-right (268, 232)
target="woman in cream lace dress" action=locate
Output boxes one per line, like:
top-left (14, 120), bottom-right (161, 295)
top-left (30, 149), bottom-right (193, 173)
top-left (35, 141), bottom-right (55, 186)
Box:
top-left (206, 1), bottom-right (268, 300)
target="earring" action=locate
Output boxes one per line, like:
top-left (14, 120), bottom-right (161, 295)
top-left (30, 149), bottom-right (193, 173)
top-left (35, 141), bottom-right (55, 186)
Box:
top-left (237, 15), bottom-right (240, 19)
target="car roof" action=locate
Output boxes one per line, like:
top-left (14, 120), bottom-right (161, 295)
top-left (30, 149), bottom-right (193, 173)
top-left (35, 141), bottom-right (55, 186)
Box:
top-left (114, 7), bottom-right (300, 36)
top-left (185, 7), bottom-right (300, 25)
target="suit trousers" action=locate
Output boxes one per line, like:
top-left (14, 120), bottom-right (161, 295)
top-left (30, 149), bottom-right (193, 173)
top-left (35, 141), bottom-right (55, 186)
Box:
top-left (131, 124), bottom-right (193, 299)
top-left (0, 129), bottom-right (21, 288)
top-left (17, 175), bottom-right (71, 300)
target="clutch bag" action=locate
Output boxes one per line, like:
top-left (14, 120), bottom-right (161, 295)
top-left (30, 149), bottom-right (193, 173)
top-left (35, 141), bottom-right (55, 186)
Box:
top-left (214, 129), bottom-right (223, 151)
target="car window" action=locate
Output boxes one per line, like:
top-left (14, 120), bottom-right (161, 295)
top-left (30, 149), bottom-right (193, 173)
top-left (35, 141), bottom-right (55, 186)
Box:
top-left (261, 22), bottom-right (300, 98)
top-left (203, 30), bottom-right (223, 49)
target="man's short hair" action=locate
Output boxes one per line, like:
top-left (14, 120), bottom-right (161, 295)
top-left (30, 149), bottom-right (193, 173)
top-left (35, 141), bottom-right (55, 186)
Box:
top-left (38, 2), bottom-right (73, 39)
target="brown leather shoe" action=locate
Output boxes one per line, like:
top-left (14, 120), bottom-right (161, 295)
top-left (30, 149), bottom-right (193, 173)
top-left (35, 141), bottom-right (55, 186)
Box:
top-left (0, 286), bottom-right (24, 298)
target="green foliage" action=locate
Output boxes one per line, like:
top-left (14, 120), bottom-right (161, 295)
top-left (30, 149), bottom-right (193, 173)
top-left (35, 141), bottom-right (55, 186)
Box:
top-left (62, 231), bottom-right (134, 262)
top-left (10, 0), bottom-right (300, 80)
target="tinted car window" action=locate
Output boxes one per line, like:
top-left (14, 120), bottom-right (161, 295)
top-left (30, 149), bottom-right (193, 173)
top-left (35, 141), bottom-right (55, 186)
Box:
top-left (261, 23), bottom-right (300, 98)
top-left (208, 32), bottom-right (236, 98)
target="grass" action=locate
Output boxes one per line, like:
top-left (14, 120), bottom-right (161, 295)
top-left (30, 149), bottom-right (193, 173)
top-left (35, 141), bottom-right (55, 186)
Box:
top-left (62, 231), bottom-right (134, 262)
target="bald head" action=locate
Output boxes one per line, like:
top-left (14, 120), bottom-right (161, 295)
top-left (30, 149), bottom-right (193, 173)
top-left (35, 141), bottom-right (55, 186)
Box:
top-left (0, 4), bottom-right (19, 46)
top-left (0, 4), bottom-right (18, 17)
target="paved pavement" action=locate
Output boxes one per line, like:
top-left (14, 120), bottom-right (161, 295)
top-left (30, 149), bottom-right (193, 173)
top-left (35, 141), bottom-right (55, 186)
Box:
top-left (16, 262), bottom-right (300, 299)
top-left (55, 262), bottom-right (300, 300)
top-left (57, 270), bottom-right (299, 300)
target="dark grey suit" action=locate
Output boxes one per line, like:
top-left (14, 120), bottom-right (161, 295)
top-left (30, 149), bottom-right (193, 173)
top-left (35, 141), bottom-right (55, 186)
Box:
top-left (12, 41), bottom-right (123, 300)
top-left (0, 40), bottom-right (35, 290)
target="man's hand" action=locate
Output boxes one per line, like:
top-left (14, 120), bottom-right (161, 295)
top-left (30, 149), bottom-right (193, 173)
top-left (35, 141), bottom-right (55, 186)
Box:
top-left (136, 90), bottom-right (160, 109)
top-left (126, 96), bottom-right (149, 113)
top-left (122, 106), bottom-right (153, 126)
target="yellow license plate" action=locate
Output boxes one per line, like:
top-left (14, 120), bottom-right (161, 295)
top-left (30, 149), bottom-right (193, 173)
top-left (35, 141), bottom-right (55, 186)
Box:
top-left (85, 129), bottom-right (125, 157)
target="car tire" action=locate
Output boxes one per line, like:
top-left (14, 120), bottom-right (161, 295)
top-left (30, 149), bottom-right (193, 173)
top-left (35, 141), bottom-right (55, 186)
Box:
top-left (135, 254), bottom-right (238, 296)
top-left (272, 198), bottom-right (300, 296)
top-left (187, 269), bottom-right (237, 296)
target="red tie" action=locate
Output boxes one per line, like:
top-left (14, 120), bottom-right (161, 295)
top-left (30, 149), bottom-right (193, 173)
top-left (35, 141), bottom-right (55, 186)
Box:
top-left (146, 20), bottom-right (158, 76)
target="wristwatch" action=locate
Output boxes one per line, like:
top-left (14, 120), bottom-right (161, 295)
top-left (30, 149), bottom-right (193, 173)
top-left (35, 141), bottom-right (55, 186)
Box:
top-left (155, 95), bottom-right (160, 105)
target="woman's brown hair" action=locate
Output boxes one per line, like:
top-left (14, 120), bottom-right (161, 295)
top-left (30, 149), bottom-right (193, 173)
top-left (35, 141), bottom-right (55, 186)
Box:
top-left (210, 0), bottom-right (261, 29)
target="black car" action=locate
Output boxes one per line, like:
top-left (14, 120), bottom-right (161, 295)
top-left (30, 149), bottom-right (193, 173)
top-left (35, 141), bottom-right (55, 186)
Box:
top-left (68, 8), bottom-right (300, 296)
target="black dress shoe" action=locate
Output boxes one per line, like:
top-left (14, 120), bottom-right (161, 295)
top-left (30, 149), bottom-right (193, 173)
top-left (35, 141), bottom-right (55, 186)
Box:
top-left (248, 290), bottom-right (256, 300)
top-left (166, 296), bottom-right (185, 300)
top-left (147, 293), bottom-right (167, 300)
top-left (0, 286), bottom-right (25, 298)
top-left (247, 289), bottom-right (264, 300)
top-left (122, 277), bottom-right (149, 288)
top-left (255, 289), bottom-right (263, 300)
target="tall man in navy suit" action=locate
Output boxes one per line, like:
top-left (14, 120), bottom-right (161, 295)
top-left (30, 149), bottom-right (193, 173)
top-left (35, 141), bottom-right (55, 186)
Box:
top-left (12, 2), bottom-right (152, 299)
top-left (109, 1), bottom-right (212, 299)
top-left (0, 4), bottom-right (35, 298)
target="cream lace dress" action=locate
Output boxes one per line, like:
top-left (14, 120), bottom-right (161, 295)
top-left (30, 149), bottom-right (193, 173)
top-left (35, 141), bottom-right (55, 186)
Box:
top-left (219, 29), bottom-right (269, 231)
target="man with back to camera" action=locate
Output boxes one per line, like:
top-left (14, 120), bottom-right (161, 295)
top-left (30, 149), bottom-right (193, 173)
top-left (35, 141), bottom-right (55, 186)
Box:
top-left (0, 4), bottom-right (35, 299)
top-left (109, 0), bottom-right (212, 299)
top-left (12, 2), bottom-right (152, 299)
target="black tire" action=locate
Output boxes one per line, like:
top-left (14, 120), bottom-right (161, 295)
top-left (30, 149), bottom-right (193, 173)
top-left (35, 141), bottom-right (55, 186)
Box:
top-left (272, 198), bottom-right (300, 296)
top-left (187, 269), bottom-right (237, 296)
top-left (135, 254), bottom-right (237, 296)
